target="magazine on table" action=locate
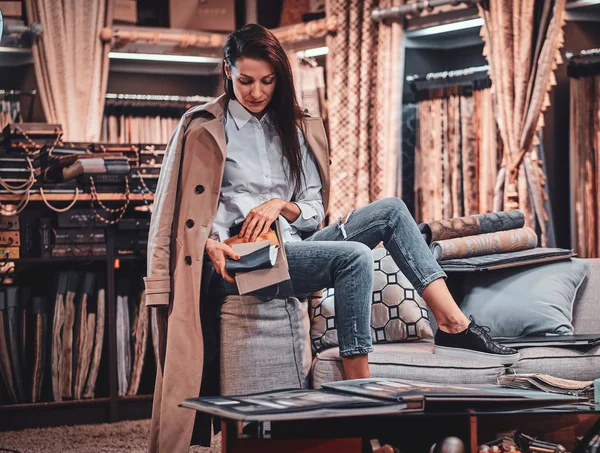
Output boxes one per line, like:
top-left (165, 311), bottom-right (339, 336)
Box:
top-left (497, 373), bottom-right (594, 397)
top-left (180, 388), bottom-right (419, 422)
top-left (181, 378), bottom-right (585, 422)
top-left (320, 378), bottom-right (586, 404)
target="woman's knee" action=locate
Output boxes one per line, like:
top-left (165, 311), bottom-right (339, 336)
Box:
top-left (345, 242), bottom-right (373, 269)
top-left (373, 197), bottom-right (409, 221)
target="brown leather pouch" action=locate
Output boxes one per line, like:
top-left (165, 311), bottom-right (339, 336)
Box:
top-left (224, 229), bottom-right (280, 248)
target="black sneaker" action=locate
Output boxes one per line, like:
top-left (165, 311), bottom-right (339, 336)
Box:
top-left (434, 317), bottom-right (520, 365)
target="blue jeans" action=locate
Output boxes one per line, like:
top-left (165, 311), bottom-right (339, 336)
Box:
top-left (208, 197), bottom-right (447, 358)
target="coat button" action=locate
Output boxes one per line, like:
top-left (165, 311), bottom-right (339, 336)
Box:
top-left (195, 185), bottom-right (205, 194)
top-left (185, 256), bottom-right (192, 265)
top-left (186, 219), bottom-right (195, 228)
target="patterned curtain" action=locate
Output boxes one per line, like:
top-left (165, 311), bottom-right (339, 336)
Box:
top-left (414, 89), bottom-right (501, 223)
top-left (570, 75), bottom-right (600, 258)
top-left (325, 0), bottom-right (405, 220)
top-left (25, 0), bottom-right (114, 142)
top-left (478, 0), bottom-right (566, 247)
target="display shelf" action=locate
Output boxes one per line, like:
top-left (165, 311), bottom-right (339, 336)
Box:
top-left (0, 397), bottom-right (112, 430)
top-left (0, 397), bottom-right (111, 410)
top-left (0, 223), bottom-right (154, 430)
top-left (8, 256), bottom-right (109, 264)
top-left (115, 254), bottom-right (146, 261)
top-left (0, 193), bottom-right (154, 202)
top-left (117, 394), bottom-right (153, 401)
top-left (116, 394), bottom-right (153, 421)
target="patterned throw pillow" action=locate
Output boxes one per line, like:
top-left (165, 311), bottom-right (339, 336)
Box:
top-left (310, 248), bottom-right (433, 353)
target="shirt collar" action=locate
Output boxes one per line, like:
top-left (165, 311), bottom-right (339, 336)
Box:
top-left (228, 99), bottom-right (272, 130)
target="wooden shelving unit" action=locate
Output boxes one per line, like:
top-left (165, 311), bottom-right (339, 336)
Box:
top-left (0, 193), bottom-right (154, 202)
top-left (0, 203), bottom-right (155, 430)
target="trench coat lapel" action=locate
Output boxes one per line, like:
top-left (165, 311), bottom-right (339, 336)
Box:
top-left (302, 117), bottom-right (331, 213)
top-left (201, 119), bottom-right (226, 162)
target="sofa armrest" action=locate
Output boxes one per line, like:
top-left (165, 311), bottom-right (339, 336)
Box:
top-left (572, 259), bottom-right (600, 334)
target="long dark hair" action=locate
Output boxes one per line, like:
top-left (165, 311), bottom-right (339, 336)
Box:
top-left (222, 24), bottom-right (306, 196)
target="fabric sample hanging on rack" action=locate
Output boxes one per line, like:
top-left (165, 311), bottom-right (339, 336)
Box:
top-left (293, 64), bottom-right (327, 118)
top-left (1, 98), bottom-right (22, 130)
top-left (102, 95), bottom-right (213, 144)
top-left (570, 74), bottom-right (600, 258)
top-left (127, 290), bottom-right (148, 396)
top-left (83, 283), bottom-right (105, 399)
top-left (102, 115), bottom-right (180, 144)
top-left (414, 88), bottom-right (500, 224)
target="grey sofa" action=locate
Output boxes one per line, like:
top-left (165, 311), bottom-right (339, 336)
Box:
top-left (311, 259), bottom-right (600, 388)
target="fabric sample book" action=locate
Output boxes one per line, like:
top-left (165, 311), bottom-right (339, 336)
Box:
top-left (0, 289), bottom-right (18, 403)
top-left (51, 272), bottom-right (69, 401)
top-left (116, 280), bottom-right (131, 396)
top-left (127, 290), bottom-right (148, 396)
top-left (6, 287), bottom-right (25, 402)
top-left (29, 296), bottom-right (47, 402)
top-left (83, 281), bottom-right (105, 399)
top-left (73, 273), bottom-right (96, 400)
top-left (60, 272), bottom-right (81, 399)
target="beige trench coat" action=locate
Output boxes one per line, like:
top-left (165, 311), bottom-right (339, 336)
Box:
top-left (143, 94), bottom-right (331, 452)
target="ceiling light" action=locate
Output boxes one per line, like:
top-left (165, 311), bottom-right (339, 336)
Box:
top-left (108, 52), bottom-right (221, 64)
top-left (407, 18), bottom-right (484, 38)
top-left (297, 46), bottom-right (329, 58)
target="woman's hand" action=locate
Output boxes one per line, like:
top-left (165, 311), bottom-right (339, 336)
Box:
top-left (239, 198), bottom-right (287, 242)
top-left (205, 238), bottom-right (239, 284)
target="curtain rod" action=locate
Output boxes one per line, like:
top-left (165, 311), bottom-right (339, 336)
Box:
top-left (100, 17), bottom-right (336, 49)
top-left (372, 0), bottom-right (480, 22)
top-left (565, 48), bottom-right (600, 62)
top-left (0, 89), bottom-right (37, 97)
top-left (105, 93), bottom-right (214, 103)
top-left (406, 65), bottom-right (489, 83)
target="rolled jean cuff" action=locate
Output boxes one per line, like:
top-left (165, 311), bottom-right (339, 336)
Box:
top-left (338, 345), bottom-right (374, 358)
top-left (414, 270), bottom-right (447, 296)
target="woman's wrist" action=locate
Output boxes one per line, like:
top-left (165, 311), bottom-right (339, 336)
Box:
top-left (280, 199), bottom-right (301, 223)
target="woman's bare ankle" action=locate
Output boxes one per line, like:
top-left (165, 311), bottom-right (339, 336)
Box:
top-left (341, 354), bottom-right (371, 379)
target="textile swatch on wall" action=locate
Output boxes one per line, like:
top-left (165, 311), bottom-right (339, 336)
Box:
top-left (414, 88), bottom-right (501, 224)
top-left (570, 75), bottom-right (600, 258)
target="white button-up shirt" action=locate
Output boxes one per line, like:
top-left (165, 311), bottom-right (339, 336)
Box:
top-left (210, 100), bottom-right (325, 242)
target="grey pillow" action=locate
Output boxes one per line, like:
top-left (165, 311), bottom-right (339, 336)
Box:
top-left (460, 259), bottom-right (589, 337)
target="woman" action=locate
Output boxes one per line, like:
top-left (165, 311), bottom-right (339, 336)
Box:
top-left (144, 24), bottom-right (518, 453)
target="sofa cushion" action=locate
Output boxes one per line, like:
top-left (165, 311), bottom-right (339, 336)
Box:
top-left (459, 259), bottom-right (589, 337)
top-left (311, 343), bottom-right (600, 388)
top-left (309, 248), bottom-right (432, 353)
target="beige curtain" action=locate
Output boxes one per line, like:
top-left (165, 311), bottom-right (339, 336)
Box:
top-left (325, 0), bottom-right (405, 220)
top-left (414, 89), bottom-right (500, 223)
top-left (478, 0), bottom-right (566, 246)
top-left (570, 75), bottom-right (600, 258)
top-left (25, 0), bottom-right (114, 142)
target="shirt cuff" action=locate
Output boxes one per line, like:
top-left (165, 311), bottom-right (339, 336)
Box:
top-left (290, 202), bottom-right (318, 230)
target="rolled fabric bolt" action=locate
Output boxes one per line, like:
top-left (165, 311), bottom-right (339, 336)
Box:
top-left (430, 227), bottom-right (538, 261)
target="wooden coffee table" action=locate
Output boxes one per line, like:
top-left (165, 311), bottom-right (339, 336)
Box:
top-left (219, 402), bottom-right (600, 453)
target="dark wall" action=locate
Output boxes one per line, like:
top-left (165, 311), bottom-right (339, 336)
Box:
top-left (403, 44), bottom-right (486, 105)
top-left (0, 64), bottom-right (221, 123)
top-left (402, 44), bottom-right (488, 211)
top-left (106, 72), bottom-right (220, 97)
top-left (0, 64), bottom-right (45, 122)
top-left (543, 21), bottom-right (600, 248)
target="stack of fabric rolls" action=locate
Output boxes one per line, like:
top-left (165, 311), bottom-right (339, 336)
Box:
top-left (418, 210), bottom-right (536, 261)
